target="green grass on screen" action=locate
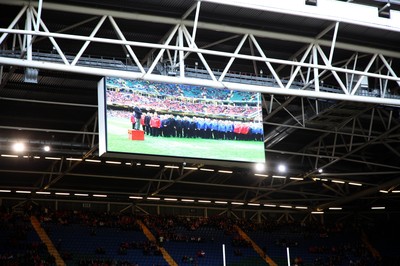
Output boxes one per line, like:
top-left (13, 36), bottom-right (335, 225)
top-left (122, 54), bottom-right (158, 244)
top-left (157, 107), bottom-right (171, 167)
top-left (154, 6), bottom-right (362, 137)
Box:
top-left (106, 117), bottom-right (265, 163)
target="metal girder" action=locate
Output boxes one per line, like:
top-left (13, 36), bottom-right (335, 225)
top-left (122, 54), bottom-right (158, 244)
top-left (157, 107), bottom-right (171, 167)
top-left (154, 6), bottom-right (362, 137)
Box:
top-left (0, 167), bottom-right (335, 202)
top-left (317, 175), bottom-right (400, 210)
top-left (306, 123), bottom-right (400, 177)
top-left (3, 0), bottom-right (400, 56)
top-left (41, 144), bottom-right (98, 190)
top-left (0, 2), bottom-right (399, 105)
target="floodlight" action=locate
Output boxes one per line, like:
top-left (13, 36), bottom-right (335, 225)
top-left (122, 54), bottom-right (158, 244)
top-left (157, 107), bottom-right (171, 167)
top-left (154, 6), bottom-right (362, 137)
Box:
top-left (13, 142), bottom-right (25, 152)
top-left (24, 68), bottom-right (39, 83)
top-left (254, 163), bottom-right (266, 172)
top-left (277, 164), bottom-right (286, 173)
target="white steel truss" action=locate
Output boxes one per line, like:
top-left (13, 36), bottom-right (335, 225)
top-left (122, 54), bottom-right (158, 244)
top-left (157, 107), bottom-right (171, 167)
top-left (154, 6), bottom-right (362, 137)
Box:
top-left (0, 0), bottom-right (399, 107)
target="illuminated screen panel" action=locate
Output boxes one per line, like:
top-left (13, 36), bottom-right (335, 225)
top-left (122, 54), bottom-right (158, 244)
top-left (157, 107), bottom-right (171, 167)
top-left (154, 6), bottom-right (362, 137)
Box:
top-left (99, 77), bottom-right (265, 164)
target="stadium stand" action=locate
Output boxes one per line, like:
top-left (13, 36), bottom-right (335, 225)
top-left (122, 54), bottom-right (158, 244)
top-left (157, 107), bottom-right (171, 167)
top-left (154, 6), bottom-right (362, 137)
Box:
top-left (0, 204), bottom-right (395, 266)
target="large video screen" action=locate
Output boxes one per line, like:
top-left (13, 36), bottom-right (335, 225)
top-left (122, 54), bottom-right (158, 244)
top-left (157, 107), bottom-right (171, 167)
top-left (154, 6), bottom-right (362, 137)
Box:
top-left (98, 77), bottom-right (265, 164)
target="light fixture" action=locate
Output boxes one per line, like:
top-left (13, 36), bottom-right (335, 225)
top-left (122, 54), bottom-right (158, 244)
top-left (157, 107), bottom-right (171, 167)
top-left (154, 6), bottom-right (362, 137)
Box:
top-left (43, 145), bottom-right (51, 152)
top-left (272, 175), bottom-right (286, 179)
top-left (200, 168), bottom-right (214, 172)
top-left (371, 206), bottom-right (385, 210)
top-left (36, 191), bottom-right (51, 195)
top-left (13, 142), bottom-right (25, 152)
top-left (0, 190), bottom-right (11, 193)
top-left (164, 198), bottom-right (178, 201)
top-left (183, 166), bottom-right (197, 170)
top-left (290, 177), bottom-right (304, 181)
top-left (198, 200), bottom-right (211, 203)
top-left (147, 197), bottom-right (160, 200)
top-left (45, 156), bottom-right (61, 160)
top-left (254, 163), bottom-right (266, 172)
top-left (93, 194), bottom-right (107, 198)
top-left (55, 192), bottom-right (70, 196)
top-left (295, 206), bottom-right (308, 210)
top-left (24, 67), bottom-right (39, 83)
top-left (75, 193), bottom-right (89, 197)
top-left (106, 161), bottom-right (121, 165)
top-left (165, 165), bottom-right (179, 169)
top-left (329, 207), bottom-right (342, 210)
top-left (264, 204), bottom-right (276, 207)
top-left (248, 203), bottom-right (260, 206)
top-left (332, 180), bottom-right (345, 184)
top-left (86, 159), bottom-right (101, 163)
top-left (231, 202), bottom-right (244, 205)
top-left (181, 199), bottom-right (194, 202)
top-left (279, 205), bottom-right (292, 209)
top-left (254, 173), bottom-right (268, 178)
top-left (305, 0), bottom-right (317, 6)
top-left (349, 182), bottom-right (362, 186)
top-left (1, 154), bottom-right (18, 158)
top-left (215, 201), bottom-right (228, 204)
top-left (318, 168), bottom-right (323, 173)
top-left (129, 196), bottom-right (143, 199)
top-left (145, 164), bottom-right (160, 168)
top-left (277, 164), bottom-right (286, 173)
top-left (66, 158), bottom-right (82, 161)
top-left (218, 170), bottom-right (233, 174)
top-left (16, 190), bottom-right (31, 194)
top-left (311, 211), bottom-right (324, 214)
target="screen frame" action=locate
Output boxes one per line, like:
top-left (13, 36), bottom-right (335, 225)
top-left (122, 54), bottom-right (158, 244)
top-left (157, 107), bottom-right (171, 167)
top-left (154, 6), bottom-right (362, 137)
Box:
top-left (98, 77), bottom-right (266, 167)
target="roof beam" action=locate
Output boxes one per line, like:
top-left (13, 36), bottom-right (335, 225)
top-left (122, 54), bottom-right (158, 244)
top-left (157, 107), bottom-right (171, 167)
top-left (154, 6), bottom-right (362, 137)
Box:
top-left (3, 1), bottom-right (400, 59)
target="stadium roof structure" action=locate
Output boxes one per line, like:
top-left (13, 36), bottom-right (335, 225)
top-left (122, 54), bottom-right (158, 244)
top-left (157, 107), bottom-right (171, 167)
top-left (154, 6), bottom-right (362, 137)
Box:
top-left (0, 0), bottom-right (400, 218)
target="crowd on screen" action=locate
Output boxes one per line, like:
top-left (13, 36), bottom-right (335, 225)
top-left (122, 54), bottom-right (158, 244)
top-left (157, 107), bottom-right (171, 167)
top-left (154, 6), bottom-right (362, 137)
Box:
top-left (106, 78), bottom-right (258, 102)
top-left (106, 90), bottom-right (260, 119)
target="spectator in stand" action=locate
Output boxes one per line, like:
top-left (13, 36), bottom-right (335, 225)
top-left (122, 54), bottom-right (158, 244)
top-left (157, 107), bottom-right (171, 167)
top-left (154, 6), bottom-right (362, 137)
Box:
top-left (197, 250), bottom-right (205, 258)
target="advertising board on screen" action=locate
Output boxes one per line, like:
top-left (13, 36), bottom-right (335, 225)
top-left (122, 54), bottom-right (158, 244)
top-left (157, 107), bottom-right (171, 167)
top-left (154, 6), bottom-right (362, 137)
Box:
top-left (98, 77), bottom-right (265, 165)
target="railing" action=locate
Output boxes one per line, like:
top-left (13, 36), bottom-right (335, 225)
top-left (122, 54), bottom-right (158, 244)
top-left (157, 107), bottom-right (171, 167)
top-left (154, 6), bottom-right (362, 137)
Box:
top-left (1, 49), bottom-right (399, 100)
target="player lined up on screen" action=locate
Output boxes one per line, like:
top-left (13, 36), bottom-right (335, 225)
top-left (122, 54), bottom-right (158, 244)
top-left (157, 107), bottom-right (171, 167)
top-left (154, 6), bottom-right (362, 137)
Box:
top-left (108, 109), bottom-right (263, 141)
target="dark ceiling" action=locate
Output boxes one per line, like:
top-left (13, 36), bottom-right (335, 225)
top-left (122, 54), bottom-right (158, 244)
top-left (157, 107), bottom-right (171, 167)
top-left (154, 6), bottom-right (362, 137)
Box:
top-left (0, 0), bottom-right (400, 217)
